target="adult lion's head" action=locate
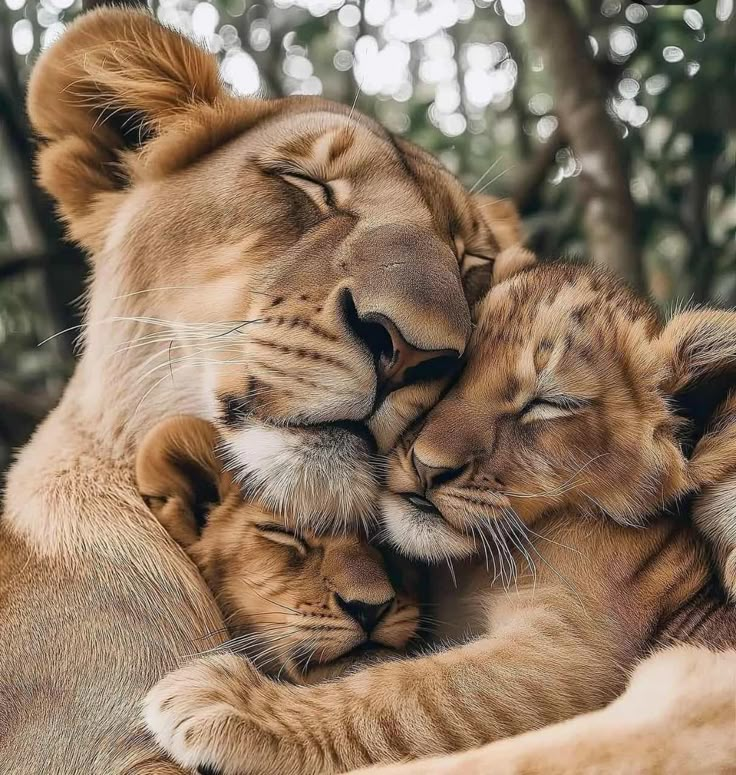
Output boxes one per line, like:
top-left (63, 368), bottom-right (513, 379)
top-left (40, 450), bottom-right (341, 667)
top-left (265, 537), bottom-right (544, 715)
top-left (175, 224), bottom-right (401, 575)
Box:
top-left (28, 9), bottom-right (521, 529)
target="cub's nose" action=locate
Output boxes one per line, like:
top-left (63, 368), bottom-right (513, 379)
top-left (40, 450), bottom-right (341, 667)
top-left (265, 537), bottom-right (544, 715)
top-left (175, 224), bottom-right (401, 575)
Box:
top-left (412, 449), bottom-right (467, 491)
top-left (335, 594), bottom-right (393, 633)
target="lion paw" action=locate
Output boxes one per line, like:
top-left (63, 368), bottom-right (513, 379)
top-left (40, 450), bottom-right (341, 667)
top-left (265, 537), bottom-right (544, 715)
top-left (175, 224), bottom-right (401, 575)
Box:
top-left (144, 653), bottom-right (265, 775)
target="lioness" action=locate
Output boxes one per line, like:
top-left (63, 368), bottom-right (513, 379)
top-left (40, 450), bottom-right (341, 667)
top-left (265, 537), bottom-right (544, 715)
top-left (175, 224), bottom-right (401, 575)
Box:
top-left (0, 9), bottom-right (518, 772)
top-left (146, 261), bottom-right (736, 775)
top-left (135, 415), bottom-right (422, 682)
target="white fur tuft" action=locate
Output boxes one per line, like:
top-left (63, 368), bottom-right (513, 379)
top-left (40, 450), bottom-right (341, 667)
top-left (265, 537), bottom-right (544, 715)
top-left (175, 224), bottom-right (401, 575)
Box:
top-left (380, 492), bottom-right (475, 562)
top-left (222, 422), bottom-right (379, 532)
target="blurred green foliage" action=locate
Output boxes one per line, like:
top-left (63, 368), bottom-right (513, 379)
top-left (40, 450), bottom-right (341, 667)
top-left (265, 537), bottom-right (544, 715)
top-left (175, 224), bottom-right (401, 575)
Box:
top-left (0, 0), bottom-right (734, 470)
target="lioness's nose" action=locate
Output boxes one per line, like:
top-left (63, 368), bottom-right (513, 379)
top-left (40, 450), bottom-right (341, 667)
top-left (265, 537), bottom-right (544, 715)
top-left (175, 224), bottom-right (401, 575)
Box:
top-left (344, 224), bottom-right (471, 394)
top-left (348, 307), bottom-right (459, 395)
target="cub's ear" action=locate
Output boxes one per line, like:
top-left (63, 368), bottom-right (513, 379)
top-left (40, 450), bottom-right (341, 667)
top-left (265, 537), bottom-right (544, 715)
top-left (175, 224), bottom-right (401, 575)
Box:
top-left (656, 309), bottom-right (736, 596)
top-left (687, 394), bottom-right (736, 599)
top-left (27, 8), bottom-right (269, 251)
top-left (656, 308), bottom-right (736, 457)
top-left (136, 416), bottom-right (233, 549)
top-left (655, 308), bottom-right (736, 397)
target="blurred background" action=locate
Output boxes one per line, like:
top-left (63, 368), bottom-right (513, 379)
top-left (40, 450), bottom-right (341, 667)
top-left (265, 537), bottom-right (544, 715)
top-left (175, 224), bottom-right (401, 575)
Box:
top-left (0, 0), bottom-right (734, 472)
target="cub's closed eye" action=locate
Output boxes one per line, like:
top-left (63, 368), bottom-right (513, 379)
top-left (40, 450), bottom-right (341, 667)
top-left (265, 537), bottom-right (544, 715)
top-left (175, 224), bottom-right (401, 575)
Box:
top-left (255, 523), bottom-right (309, 554)
top-left (520, 395), bottom-right (590, 423)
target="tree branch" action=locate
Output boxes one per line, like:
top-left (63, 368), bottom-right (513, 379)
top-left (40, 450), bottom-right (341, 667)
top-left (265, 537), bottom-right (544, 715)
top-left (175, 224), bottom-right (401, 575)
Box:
top-left (524, 0), bottom-right (643, 290)
top-left (511, 127), bottom-right (564, 215)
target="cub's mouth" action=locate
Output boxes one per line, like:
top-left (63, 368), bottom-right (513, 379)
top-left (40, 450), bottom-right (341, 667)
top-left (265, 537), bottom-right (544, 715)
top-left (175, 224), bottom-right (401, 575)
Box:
top-left (219, 414), bottom-right (380, 532)
top-left (401, 492), bottom-right (442, 518)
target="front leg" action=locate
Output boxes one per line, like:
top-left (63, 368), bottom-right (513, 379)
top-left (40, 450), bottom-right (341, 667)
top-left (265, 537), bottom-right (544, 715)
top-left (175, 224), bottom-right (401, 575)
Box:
top-left (145, 599), bottom-right (620, 775)
top-left (349, 644), bottom-right (736, 775)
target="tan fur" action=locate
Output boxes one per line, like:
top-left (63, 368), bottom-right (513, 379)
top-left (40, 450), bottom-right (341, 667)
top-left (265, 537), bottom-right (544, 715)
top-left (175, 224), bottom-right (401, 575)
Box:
top-left (144, 262), bottom-right (736, 774)
top-left (351, 645), bottom-right (736, 775)
top-left (136, 417), bottom-right (420, 682)
top-left (2, 9), bottom-right (522, 771)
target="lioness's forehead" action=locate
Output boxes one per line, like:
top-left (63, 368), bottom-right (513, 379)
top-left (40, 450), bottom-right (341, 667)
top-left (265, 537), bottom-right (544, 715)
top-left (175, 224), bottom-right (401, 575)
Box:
top-left (243, 110), bottom-right (402, 177)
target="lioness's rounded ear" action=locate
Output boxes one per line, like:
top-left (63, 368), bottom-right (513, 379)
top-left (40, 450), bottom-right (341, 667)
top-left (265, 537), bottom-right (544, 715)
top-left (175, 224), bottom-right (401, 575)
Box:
top-left (136, 416), bottom-right (233, 548)
top-left (27, 8), bottom-right (270, 251)
top-left (28, 9), bottom-right (222, 145)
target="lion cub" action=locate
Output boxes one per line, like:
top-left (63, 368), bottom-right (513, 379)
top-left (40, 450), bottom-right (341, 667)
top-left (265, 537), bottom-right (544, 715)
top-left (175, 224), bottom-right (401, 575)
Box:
top-left (145, 264), bottom-right (736, 775)
top-left (136, 416), bottom-right (421, 683)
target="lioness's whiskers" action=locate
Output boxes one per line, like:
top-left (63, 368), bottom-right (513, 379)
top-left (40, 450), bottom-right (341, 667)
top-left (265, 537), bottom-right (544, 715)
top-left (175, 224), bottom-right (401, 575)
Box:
top-left (39, 315), bottom-right (264, 348)
top-left (468, 155), bottom-right (504, 194)
top-left (113, 286), bottom-right (200, 299)
top-left (474, 164), bottom-right (517, 196)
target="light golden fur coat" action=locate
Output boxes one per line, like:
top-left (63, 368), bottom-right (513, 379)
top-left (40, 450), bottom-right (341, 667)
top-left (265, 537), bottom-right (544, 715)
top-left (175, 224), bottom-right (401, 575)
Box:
top-left (145, 263), bottom-right (736, 775)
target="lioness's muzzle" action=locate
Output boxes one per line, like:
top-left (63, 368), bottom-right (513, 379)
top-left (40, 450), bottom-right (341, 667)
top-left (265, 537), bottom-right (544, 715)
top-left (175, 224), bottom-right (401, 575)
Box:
top-left (343, 224), bottom-right (471, 393)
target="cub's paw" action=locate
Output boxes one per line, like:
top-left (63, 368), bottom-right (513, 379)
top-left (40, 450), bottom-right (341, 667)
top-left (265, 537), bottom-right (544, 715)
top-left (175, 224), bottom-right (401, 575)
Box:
top-left (144, 653), bottom-right (267, 775)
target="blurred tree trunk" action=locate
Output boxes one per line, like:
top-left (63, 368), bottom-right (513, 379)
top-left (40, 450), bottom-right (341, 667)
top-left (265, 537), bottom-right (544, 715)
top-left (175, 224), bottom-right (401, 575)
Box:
top-left (524, 0), bottom-right (644, 291)
top-left (0, 0), bottom-right (148, 361)
top-left (684, 130), bottom-right (722, 302)
top-left (512, 128), bottom-right (563, 215)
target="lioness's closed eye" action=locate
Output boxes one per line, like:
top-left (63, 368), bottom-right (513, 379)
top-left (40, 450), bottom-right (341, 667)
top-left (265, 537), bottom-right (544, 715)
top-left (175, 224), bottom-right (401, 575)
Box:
top-left (136, 416), bottom-right (422, 682)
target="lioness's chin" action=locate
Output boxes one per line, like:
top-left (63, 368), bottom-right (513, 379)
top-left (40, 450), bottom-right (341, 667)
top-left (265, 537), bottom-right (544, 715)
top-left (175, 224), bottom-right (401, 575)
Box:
top-left (380, 493), bottom-right (476, 562)
top-left (222, 421), bottom-right (378, 530)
